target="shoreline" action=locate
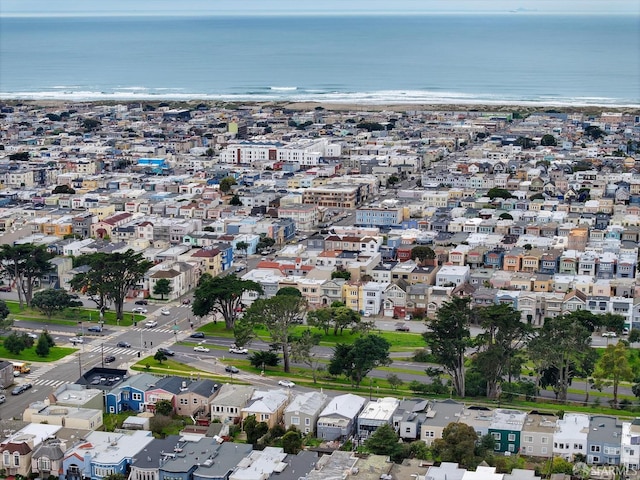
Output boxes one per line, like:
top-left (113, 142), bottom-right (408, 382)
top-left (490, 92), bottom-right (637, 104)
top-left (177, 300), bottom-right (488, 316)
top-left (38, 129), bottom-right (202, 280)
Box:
top-left (2, 99), bottom-right (639, 115)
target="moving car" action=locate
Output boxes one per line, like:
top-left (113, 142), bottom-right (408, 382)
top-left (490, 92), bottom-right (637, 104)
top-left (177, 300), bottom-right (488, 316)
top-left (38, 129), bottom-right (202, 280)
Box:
top-left (116, 341), bottom-right (131, 348)
top-left (27, 332), bottom-right (38, 339)
top-left (157, 347), bottom-right (175, 356)
top-left (602, 331), bottom-right (617, 338)
top-left (132, 307), bottom-right (148, 313)
top-left (11, 383), bottom-right (32, 395)
top-left (87, 325), bottom-right (102, 332)
top-left (70, 337), bottom-right (84, 344)
top-left (160, 309), bottom-right (171, 316)
top-left (229, 346), bottom-right (248, 354)
top-left (395, 323), bottom-right (410, 332)
top-left (0, 394), bottom-right (5, 404)
top-left (189, 332), bottom-right (205, 339)
top-left (182, 298), bottom-right (191, 305)
top-left (134, 300), bottom-right (148, 305)
top-left (0, 285), bottom-right (11, 292)
top-left (278, 380), bottom-right (295, 388)
top-left (104, 355), bottom-right (116, 364)
top-left (224, 365), bottom-right (239, 374)
top-left (145, 320), bottom-right (158, 328)
top-left (194, 346), bottom-right (210, 353)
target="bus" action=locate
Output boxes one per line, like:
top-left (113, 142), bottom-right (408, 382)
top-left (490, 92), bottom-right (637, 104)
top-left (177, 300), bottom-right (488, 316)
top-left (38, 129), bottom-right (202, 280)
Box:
top-left (11, 362), bottom-right (30, 375)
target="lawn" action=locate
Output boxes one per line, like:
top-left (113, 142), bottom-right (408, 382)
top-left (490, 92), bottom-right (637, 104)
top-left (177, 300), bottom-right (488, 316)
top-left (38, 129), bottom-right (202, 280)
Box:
top-left (197, 321), bottom-right (424, 351)
top-left (0, 342), bottom-right (76, 362)
top-left (6, 300), bottom-right (144, 327)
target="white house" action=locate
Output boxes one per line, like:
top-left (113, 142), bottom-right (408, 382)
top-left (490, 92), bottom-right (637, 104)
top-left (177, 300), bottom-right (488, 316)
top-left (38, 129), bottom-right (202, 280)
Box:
top-left (621, 419), bottom-right (640, 470)
top-left (435, 265), bottom-right (470, 287)
top-left (553, 413), bottom-right (590, 461)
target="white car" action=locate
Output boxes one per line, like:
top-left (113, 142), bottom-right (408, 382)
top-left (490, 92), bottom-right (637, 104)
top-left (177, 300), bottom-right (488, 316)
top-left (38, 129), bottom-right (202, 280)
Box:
top-left (70, 337), bottom-right (84, 344)
top-left (160, 309), bottom-right (170, 316)
top-left (278, 380), bottom-right (295, 388)
top-left (27, 332), bottom-right (38, 339)
top-left (602, 331), bottom-right (617, 338)
top-left (145, 320), bottom-right (158, 328)
top-left (194, 346), bottom-right (210, 353)
top-left (132, 307), bottom-right (148, 314)
top-left (229, 346), bottom-right (248, 354)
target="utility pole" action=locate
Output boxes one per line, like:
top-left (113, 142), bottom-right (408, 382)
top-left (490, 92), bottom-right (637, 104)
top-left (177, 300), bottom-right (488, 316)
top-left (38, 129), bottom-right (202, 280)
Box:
top-left (101, 343), bottom-right (104, 367)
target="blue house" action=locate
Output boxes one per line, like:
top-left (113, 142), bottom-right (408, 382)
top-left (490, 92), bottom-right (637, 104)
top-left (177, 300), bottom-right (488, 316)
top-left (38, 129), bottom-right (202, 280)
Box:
top-left (137, 158), bottom-right (168, 174)
top-left (62, 430), bottom-right (154, 480)
top-left (105, 373), bottom-right (158, 413)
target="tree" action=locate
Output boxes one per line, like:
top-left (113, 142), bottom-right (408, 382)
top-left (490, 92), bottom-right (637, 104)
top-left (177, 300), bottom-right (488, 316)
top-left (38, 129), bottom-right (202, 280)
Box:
top-left (256, 236), bottom-right (276, 251)
top-left (8, 152), bottom-right (29, 161)
top-left (365, 423), bottom-right (403, 458)
top-left (52, 184), bottom-right (76, 194)
top-left (291, 329), bottom-right (322, 383)
top-left (70, 250), bottom-right (153, 323)
top-left (35, 335), bottom-right (50, 357)
top-left (629, 329), bottom-right (640, 344)
top-left (229, 194), bottom-right (242, 206)
top-left (331, 270), bottom-right (351, 280)
top-left (423, 296), bottom-right (473, 397)
top-left (102, 474), bottom-right (126, 480)
top-left (155, 399), bottom-right (174, 416)
top-left (328, 334), bottom-right (391, 387)
top-left (154, 351), bottom-right (167, 364)
top-left (540, 134), bottom-right (557, 146)
top-left (191, 274), bottom-right (263, 330)
top-left (3, 332), bottom-right (26, 355)
top-left (410, 246), bottom-right (436, 264)
top-left (0, 244), bottom-right (55, 308)
top-left (386, 373), bottom-right (404, 390)
top-left (244, 415), bottom-right (268, 446)
top-left (233, 318), bottom-right (256, 348)
top-left (236, 241), bottom-right (249, 265)
top-left (275, 286), bottom-right (301, 297)
top-left (528, 314), bottom-right (592, 403)
top-left (585, 125), bottom-right (605, 140)
top-left (473, 303), bottom-right (533, 398)
top-left (386, 175), bottom-right (400, 187)
top-left (82, 118), bottom-right (101, 132)
top-left (307, 307), bottom-right (332, 335)
top-left (514, 136), bottom-right (535, 149)
top-left (331, 305), bottom-right (361, 335)
top-left (432, 422), bottom-right (479, 468)
top-left (153, 279), bottom-right (172, 300)
top-left (487, 188), bottom-right (512, 199)
top-left (243, 292), bottom-right (306, 373)
top-left (498, 213), bottom-right (513, 220)
top-left (593, 342), bottom-right (634, 407)
top-left (248, 350), bottom-right (280, 369)
top-left (31, 289), bottom-right (75, 320)
top-left (0, 300), bottom-right (12, 331)
top-left (282, 429), bottom-right (303, 454)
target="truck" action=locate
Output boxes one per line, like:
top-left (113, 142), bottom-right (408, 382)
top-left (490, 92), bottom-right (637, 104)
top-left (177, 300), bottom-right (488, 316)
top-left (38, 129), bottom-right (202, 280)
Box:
top-left (11, 361), bottom-right (31, 375)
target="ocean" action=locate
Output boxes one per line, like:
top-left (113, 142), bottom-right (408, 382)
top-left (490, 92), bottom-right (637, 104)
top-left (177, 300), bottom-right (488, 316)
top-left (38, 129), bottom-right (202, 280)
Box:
top-left (0, 14), bottom-right (638, 106)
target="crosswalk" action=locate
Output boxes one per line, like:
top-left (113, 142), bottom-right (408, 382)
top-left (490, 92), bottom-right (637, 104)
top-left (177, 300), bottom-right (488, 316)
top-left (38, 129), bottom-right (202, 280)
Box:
top-left (32, 378), bottom-right (70, 388)
top-left (131, 327), bottom-right (176, 334)
top-left (88, 345), bottom-right (140, 356)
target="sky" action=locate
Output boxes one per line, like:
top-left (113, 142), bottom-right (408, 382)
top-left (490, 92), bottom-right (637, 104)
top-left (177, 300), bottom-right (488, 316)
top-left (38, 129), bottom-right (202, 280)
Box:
top-left (1, 0), bottom-right (638, 16)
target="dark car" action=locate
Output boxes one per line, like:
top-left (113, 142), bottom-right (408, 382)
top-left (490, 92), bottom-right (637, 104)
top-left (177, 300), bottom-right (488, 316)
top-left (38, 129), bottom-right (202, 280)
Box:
top-left (87, 325), bottom-right (103, 332)
top-left (182, 298), bottom-right (191, 305)
top-left (117, 341), bottom-right (131, 348)
top-left (11, 383), bottom-right (31, 395)
top-left (225, 365), bottom-right (239, 374)
top-left (68, 293), bottom-right (80, 299)
top-left (189, 332), bottom-right (205, 339)
top-left (104, 355), bottom-right (116, 364)
top-left (158, 347), bottom-right (175, 356)
top-left (0, 285), bottom-right (11, 292)
top-left (135, 300), bottom-right (148, 305)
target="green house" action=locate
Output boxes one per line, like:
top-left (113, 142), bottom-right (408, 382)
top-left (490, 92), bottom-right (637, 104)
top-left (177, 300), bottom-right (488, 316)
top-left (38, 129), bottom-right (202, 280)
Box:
top-left (489, 408), bottom-right (527, 454)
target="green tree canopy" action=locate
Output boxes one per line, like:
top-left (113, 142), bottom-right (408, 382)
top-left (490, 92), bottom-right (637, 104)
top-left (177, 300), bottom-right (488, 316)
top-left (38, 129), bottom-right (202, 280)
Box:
top-left (52, 184), bottom-right (76, 194)
top-left (35, 335), bottom-right (50, 357)
top-left (3, 332), bottom-right (26, 355)
top-left (248, 350), bottom-right (280, 369)
top-left (410, 246), bottom-right (436, 263)
top-left (328, 334), bottom-right (391, 387)
top-left (71, 250), bottom-right (153, 322)
top-left (593, 342), bottom-right (634, 407)
top-left (423, 296), bottom-right (473, 397)
top-left (31, 288), bottom-right (75, 320)
top-left (487, 188), bottom-right (513, 200)
top-left (155, 399), bottom-right (174, 416)
top-left (276, 286), bottom-right (301, 297)
top-left (192, 274), bottom-right (263, 329)
top-left (0, 300), bottom-right (12, 332)
top-left (220, 177), bottom-right (237, 194)
top-left (0, 243), bottom-right (55, 308)
top-left (154, 351), bottom-right (167, 364)
top-left (432, 422), bottom-right (480, 468)
top-left (331, 270), bottom-right (351, 280)
top-left (290, 329), bottom-right (322, 383)
top-left (229, 194), bottom-right (242, 206)
top-left (282, 429), bottom-right (303, 454)
top-left (365, 423), bottom-right (403, 458)
top-left (243, 293), bottom-right (306, 373)
top-left (153, 278), bottom-right (172, 300)
top-left (233, 318), bottom-right (256, 348)
top-left (540, 134), bottom-right (557, 146)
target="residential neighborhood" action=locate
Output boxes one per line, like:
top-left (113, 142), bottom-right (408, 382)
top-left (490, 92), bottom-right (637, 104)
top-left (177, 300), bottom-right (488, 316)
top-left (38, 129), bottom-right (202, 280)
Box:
top-left (0, 101), bottom-right (640, 479)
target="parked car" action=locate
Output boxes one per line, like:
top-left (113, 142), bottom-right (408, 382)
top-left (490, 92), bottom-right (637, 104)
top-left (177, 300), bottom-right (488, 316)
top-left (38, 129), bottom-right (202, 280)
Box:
top-left (132, 307), bottom-right (148, 314)
top-left (224, 365), bottom-right (239, 374)
top-left (278, 380), bottom-right (295, 388)
top-left (194, 346), bottom-right (210, 353)
top-left (104, 355), bottom-right (116, 364)
top-left (602, 331), bottom-right (617, 338)
top-left (623, 328), bottom-right (630, 335)
top-left (70, 337), bottom-right (84, 344)
top-left (160, 309), bottom-right (171, 316)
top-left (145, 320), bottom-right (158, 328)
top-left (116, 341), bottom-right (131, 348)
top-left (157, 347), bottom-right (175, 356)
top-left (189, 332), bottom-right (205, 339)
top-left (229, 346), bottom-right (248, 354)
top-left (11, 383), bottom-right (32, 395)
top-left (87, 325), bottom-right (102, 332)
top-left (0, 394), bottom-right (6, 404)
top-left (134, 299), bottom-right (148, 305)
top-left (0, 285), bottom-right (11, 292)
top-left (27, 332), bottom-right (38, 339)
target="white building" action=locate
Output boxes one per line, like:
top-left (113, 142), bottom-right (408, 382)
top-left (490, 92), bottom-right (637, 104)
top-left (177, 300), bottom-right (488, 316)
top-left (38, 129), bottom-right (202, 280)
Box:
top-left (553, 413), bottom-right (590, 461)
top-left (435, 265), bottom-right (470, 287)
top-left (621, 419), bottom-right (640, 470)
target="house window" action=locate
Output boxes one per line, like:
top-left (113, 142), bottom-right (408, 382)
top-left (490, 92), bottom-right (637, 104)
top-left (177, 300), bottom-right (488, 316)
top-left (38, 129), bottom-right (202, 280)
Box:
top-left (305, 418), bottom-right (310, 426)
top-left (591, 445), bottom-right (601, 452)
top-left (180, 398), bottom-right (188, 405)
top-left (508, 433), bottom-right (516, 442)
top-left (193, 398), bottom-right (198, 404)
top-left (3, 452), bottom-right (9, 466)
top-left (292, 417), bottom-right (300, 425)
top-left (13, 453), bottom-right (19, 466)
top-left (592, 456), bottom-right (600, 463)
top-left (541, 447), bottom-right (548, 454)
top-left (39, 457), bottom-right (51, 471)
top-left (492, 432), bottom-right (501, 440)
top-left (526, 446), bottom-right (533, 453)
top-left (523, 435), bottom-right (533, 443)
top-left (132, 393), bottom-right (142, 401)
top-left (494, 443), bottom-right (501, 451)
top-left (541, 436), bottom-right (548, 444)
